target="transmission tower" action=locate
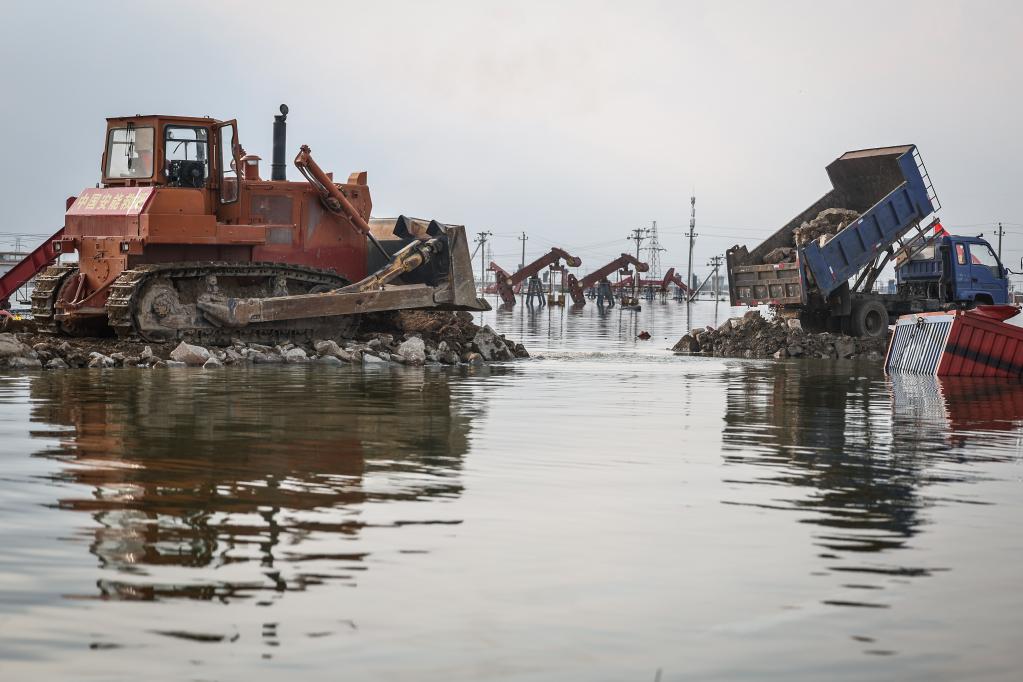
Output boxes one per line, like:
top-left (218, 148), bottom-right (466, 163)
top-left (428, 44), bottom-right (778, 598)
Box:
top-left (645, 220), bottom-right (666, 279)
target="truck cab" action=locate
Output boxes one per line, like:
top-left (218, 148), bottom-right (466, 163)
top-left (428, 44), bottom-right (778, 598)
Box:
top-left (898, 235), bottom-right (1009, 305)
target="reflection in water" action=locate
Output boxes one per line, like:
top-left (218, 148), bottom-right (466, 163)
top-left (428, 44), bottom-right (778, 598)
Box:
top-left (28, 367), bottom-right (483, 602)
top-left (721, 364), bottom-right (1023, 594)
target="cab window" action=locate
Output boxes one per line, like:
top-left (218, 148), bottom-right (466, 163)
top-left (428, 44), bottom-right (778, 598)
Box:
top-left (105, 126), bottom-right (154, 178)
top-left (164, 126), bottom-right (209, 187)
top-left (969, 244), bottom-right (1002, 277)
top-left (955, 244), bottom-right (966, 265)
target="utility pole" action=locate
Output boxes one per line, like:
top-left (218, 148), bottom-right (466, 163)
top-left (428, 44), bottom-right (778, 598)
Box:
top-left (997, 221), bottom-right (1006, 261)
top-left (627, 226), bottom-right (650, 300)
top-left (686, 195), bottom-right (697, 299)
top-left (475, 231), bottom-right (492, 296)
top-left (707, 255), bottom-right (723, 301)
top-left (518, 231), bottom-right (528, 271)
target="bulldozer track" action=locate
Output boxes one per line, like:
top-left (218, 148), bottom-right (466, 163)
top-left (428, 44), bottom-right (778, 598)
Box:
top-left (30, 265), bottom-right (77, 335)
top-left (105, 261), bottom-right (351, 344)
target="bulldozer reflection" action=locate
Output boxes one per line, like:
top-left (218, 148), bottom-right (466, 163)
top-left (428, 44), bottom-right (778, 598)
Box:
top-left (29, 367), bottom-right (483, 602)
top-left (722, 364), bottom-right (1023, 559)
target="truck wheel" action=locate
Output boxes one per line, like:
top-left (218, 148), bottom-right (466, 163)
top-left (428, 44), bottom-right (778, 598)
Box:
top-left (850, 299), bottom-right (889, 338)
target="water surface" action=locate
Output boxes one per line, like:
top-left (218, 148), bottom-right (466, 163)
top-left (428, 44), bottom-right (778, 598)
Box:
top-left (1, 299), bottom-right (1021, 680)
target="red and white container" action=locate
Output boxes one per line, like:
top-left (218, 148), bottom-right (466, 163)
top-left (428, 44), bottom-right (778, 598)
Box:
top-left (885, 305), bottom-right (1023, 377)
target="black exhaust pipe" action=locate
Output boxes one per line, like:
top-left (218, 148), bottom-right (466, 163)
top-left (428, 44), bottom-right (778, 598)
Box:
top-left (271, 103), bottom-right (289, 181)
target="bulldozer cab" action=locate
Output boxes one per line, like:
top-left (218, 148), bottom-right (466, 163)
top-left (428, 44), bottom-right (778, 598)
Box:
top-left (101, 115), bottom-right (239, 199)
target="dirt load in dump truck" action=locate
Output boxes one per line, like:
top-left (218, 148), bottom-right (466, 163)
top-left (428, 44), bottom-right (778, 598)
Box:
top-left (30, 105), bottom-right (488, 343)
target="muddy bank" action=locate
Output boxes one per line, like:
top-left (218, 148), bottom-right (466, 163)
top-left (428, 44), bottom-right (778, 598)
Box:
top-left (672, 310), bottom-right (888, 360)
top-left (0, 311), bottom-right (528, 370)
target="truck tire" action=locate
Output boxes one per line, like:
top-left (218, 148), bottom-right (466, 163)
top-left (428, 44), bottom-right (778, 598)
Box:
top-left (850, 299), bottom-right (889, 338)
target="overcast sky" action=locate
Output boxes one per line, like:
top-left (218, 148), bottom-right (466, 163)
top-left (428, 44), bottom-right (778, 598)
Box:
top-left (2, 0), bottom-right (1021, 281)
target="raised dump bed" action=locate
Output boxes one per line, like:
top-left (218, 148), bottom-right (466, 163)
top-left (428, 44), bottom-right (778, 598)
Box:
top-left (728, 145), bottom-right (937, 306)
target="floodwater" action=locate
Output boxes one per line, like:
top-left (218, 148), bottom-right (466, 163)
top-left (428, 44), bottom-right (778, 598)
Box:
top-left (1, 298), bottom-right (1021, 681)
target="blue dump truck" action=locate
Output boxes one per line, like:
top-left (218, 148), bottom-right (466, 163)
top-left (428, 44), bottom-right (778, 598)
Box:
top-left (726, 145), bottom-right (1009, 338)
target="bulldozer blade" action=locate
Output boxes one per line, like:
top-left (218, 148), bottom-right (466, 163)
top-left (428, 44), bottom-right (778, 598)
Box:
top-left (197, 224), bottom-right (489, 327)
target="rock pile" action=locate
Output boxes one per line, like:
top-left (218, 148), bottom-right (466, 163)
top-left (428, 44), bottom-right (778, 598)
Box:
top-left (793, 208), bottom-right (860, 248)
top-left (671, 310), bottom-right (888, 360)
top-left (0, 311), bottom-right (528, 371)
top-left (760, 209), bottom-right (860, 264)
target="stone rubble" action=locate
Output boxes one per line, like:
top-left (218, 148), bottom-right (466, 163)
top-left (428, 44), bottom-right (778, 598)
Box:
top-left (0, 310), bottom-right (529, 371)
top-left (793, 208), bottom-right (860, 248)
top-left (671, 310), bottom-right (888, 360)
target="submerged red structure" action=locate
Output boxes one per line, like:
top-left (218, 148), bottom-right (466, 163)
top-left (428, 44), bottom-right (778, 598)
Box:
top-left (885, 305), bottom-right (1023, 377)
top-left (564, 253), bottom-right (647, 306)
top-left (491, 248), bottom-right (581, 306)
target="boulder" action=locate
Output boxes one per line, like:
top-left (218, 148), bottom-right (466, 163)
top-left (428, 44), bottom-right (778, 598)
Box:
top-left (45, 357), bottom-right (70, 370)
top-left (203, 356), bottom-right (223, 369)
top-left (284, 347), bottom-right (309, 364)
top-left (396, 337), bottom-right (426, 365)
top-left (472, 325), bottom-right (510, 361)
top-left (224, 348), bottom-right (245, 364)
top-left (316, 355), bottom-right (344, 366)
top-left (165, 360), bottom-right (187, 368)
top-left (672, 334), bottom-right (700, 353)
top-left (8, 356), bottom-right (42, 369)
top-left (833, 337), bottom-right (856, 359)
top-left (87, 352), bottom-right (115, 368)
top-left (465, 352), bottom-right (485, 366)
top-left (363, 352), bottom-right (388, 365)
top-left (170, 341), bottom-right (211, 366)
top-left (0, 333), bottom-right (32, 360)
top-left (314, 340), bottom-right (342, 357)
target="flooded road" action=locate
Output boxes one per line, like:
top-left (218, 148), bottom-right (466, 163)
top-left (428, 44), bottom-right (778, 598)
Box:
top-left (1, 300), bottom-right (1021, 680)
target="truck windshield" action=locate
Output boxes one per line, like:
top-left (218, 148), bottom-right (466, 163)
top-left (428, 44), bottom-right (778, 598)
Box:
top-left (105, 126), bottom-right (154, 178)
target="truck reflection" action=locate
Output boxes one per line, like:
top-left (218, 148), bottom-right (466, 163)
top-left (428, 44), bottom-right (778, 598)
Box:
top-left (890, 374), bottom-right (1023, 442)
top-left (722, 363), bottom-right (1023, 563)
top-left (29, 367), bottom-right (483, 602)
